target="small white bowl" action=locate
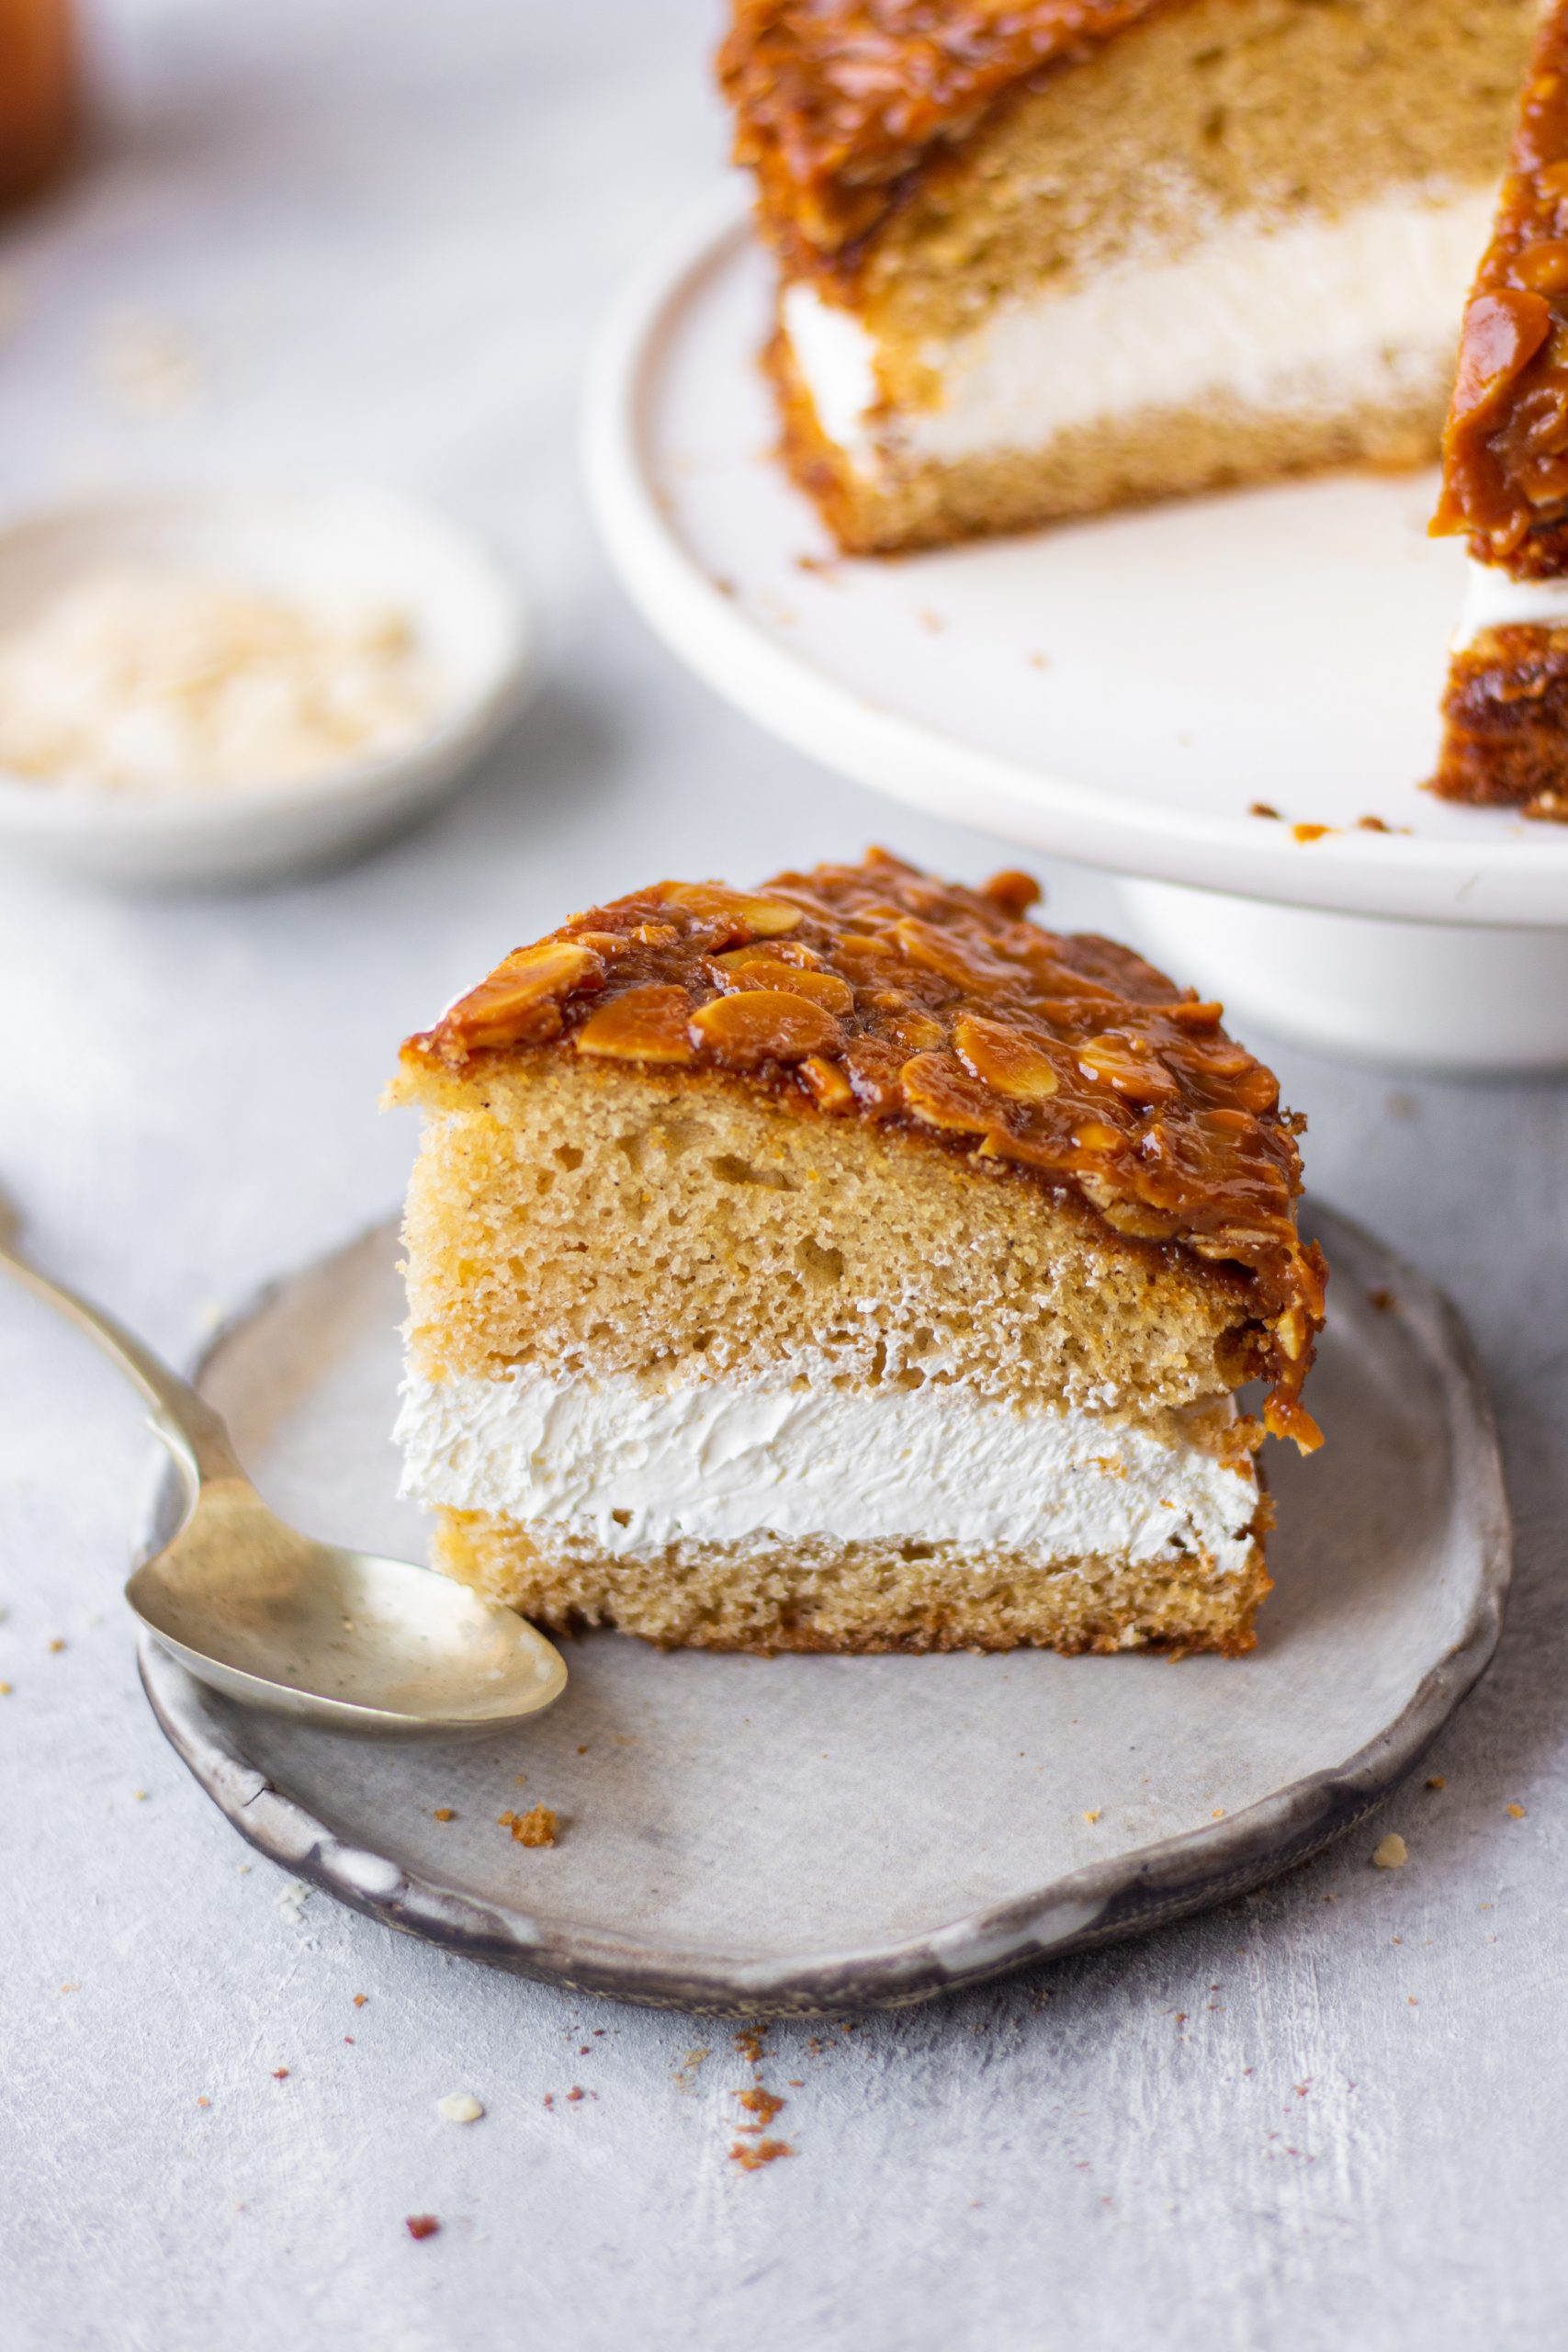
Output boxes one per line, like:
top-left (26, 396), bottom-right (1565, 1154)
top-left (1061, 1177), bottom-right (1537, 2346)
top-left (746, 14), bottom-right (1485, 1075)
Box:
top-left (0, 485), bottom-right (535, 887)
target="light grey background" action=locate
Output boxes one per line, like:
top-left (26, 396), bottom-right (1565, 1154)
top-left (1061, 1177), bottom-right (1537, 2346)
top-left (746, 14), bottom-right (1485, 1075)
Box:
top-left (1, 5), bottom-right (1562, 2346)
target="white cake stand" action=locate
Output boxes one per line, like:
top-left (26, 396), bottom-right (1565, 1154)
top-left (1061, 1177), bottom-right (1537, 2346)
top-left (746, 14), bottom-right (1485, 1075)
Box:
top-left (583, 190), bottom-right (1568, 1071)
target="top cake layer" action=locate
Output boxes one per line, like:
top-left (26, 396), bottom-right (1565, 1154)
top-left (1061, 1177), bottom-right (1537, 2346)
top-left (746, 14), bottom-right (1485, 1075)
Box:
top-left (719, 0), bottom-right (1172, 268)
top-left (1432, 2), bottom-right (1568, 576)
top-left (400, 851), bottom-right (1325, 1445)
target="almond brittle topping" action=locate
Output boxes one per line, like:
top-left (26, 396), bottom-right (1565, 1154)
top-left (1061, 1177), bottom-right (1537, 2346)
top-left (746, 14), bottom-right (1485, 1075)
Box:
top-left (404, 851), bottom-right (1325, 1445)
top-left (1433, 12), bottom-right (1568, 571)
top-left (574, 985), bottom-right (695, 1065)
top-left (689, 988), bottom-right (842, 1063)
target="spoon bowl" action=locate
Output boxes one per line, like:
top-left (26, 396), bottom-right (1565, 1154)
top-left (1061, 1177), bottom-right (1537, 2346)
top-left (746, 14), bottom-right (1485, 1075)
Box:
top-left (128, 1487), bottom-right (566, 1733)
top-left (2, 1194), bottom-right (568, 1735)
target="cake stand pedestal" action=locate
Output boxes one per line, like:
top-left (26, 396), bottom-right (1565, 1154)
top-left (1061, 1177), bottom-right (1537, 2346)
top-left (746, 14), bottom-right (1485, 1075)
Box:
top-left (1116, 883), bottom-right (1568, 1071)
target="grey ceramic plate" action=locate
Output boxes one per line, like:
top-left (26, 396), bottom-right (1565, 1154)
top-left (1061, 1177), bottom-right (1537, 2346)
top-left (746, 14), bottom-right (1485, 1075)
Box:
top-left (138, 1203), bottom-right (1508, 2015)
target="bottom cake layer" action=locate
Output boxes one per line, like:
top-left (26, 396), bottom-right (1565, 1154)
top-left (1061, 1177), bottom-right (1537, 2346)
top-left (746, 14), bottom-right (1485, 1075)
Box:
top-left (432, 1510), bottom-right (1272, 1657)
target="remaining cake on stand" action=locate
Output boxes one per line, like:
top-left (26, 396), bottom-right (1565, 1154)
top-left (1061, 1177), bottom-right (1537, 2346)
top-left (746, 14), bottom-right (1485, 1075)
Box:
top-left (389, 852), bottom-right (1325, 1657)
top-left (1430, 1), bottom-right (1568, 822)
top-left (718, 0), bottom-right (1538, 554)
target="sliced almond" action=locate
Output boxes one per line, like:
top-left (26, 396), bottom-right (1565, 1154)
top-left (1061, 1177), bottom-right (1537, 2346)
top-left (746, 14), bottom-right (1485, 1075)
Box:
top-left (798, 1054), bottom-right (854, 1111)
top-left (447, 940), bottom-right (604, 1050)
top-left (688, 989), bottom-right (840, 1064)
top-left (1077, 1033), bottom-right (1181, 1104)
top-left (898, 1052), bottom-right (997, 1136)
top-left (660, 883), bottom-right (803, 938)
top-left (713, 957), bottom-right (853, 1015)
top-left (575, 984), bottom-right (695, 1064)
top-left (953, 1014), bottom-right (1061, 1100)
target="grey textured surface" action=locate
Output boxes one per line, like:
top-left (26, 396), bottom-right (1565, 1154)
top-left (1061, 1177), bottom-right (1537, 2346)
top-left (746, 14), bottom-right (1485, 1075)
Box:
top-left (1, 5), bottom-right (1564, 2347)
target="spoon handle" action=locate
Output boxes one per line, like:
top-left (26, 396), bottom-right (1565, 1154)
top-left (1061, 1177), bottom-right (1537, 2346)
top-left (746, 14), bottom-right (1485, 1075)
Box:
top-left (0, 1221), bottom-right (245, 1487)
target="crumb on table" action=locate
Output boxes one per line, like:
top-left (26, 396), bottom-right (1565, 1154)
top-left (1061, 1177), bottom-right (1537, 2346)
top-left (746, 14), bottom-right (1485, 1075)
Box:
top-left (498, 1804), bottom-right (558, 1848)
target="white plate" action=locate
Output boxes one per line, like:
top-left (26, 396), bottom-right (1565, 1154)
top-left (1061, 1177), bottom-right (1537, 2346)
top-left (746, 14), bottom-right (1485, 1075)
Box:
top-left (583, 194), bottom-right (1568, 932)
top-left (138, 1204), bottom-right (1507, 2015)
top-left (0, 486), bottom-right (535, 888)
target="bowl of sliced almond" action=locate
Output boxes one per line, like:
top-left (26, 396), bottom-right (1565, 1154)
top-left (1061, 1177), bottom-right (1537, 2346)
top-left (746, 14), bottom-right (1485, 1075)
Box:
top-left (0, 483), bottom-right (535, 888)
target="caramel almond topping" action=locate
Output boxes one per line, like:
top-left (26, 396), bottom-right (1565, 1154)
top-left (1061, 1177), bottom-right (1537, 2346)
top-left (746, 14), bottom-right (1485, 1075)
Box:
top-left (688, 988), bottom-right (841, 1063)
top-left (1433, 10), bottom-right (1568, 569)
top-left (898, 1051), bottom-right (998, 1136)
top-left (712, 956), bottom-right (855, 1014)
top-left (715, 940), bottom-right (825, 971)
top-left (440, 940), bottom-right (604, 1054)
top-left (575, 985), bottom-right (695, 1065)
top-left (798, 1052), bottom-right (855, 1111)
top-left (953, 1014), bottom-right (1061, 1101)
top-left (1077, 1033), bottom-right (1181, 1105)
top-left (660, 882), bottom-right (804, 941)
top-left (402, 849), bottom-right (1325, 1444)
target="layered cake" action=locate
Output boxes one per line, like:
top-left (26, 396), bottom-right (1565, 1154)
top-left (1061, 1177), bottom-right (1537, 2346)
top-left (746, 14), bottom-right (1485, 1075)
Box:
top-left (719, 0), bottom-right (1540, 553)
top-left (1430, 1), bottom-right (1568, 820)
top-left (390, 853), bottom-right (1325, 1657)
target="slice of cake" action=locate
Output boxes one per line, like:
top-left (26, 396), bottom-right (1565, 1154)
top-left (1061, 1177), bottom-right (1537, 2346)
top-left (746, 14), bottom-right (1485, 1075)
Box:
top-left (389, 853), bottom-right (1324, 1657)
top-left (1429, 2), bottom-right (1568, 821)
top-left (719, 0), bottom-right (1539, 554)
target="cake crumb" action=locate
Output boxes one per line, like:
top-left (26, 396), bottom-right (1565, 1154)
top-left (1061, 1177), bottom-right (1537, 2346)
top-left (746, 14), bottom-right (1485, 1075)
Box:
top-left (132, 1789), bottom-right (148, 1802)
top-left (1248, 800), bottom-right (1280, 820)
top-left (730, 2138), bottom-right (795, 2171)
top-left (436, 2092), bottom-right (484, 2125)
top-left (566, 2086), bottom-right (584, 2103)
top-left (1372, 1833), bottom-right (1408, 1869)
top-left (353, 1994), bottom-right (368, 2007)
top-left (1426, 1776), bottom-right (1446, 1791)
top-left (1083, 1809), bottom-right (1101, 1825)
top-left (671, 2047), bottom-right (710, 2093)
top-left (404, 2215), bottom-right (440, 2242)
top-left (433, 1808), bottom-right (455, 1822)
top-left (735, 2086), bottom-right (785, 2132)
top-left (272, 2068), bottom-right (290, 2080)
top-left (197, 2097), bottom-right (209, 2109)
top-left (48, 1637), bottom-right (66, 1653)
top-left (1292, 822), bottom-right (1333, 843)
top-left (499, 1804), bottom-right (558, 1848)
top-left (1507, 1803), bottom-right (1527, 1818)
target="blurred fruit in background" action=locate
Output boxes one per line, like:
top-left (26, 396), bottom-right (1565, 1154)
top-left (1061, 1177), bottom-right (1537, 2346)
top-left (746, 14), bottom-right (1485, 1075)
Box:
top-left (0, 0), bottom-right (76, 212)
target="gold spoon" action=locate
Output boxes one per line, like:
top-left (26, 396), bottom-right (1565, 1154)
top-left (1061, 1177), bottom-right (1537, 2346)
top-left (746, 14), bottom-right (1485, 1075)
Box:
top-left (0, 1198), bottom-right (566, 1735)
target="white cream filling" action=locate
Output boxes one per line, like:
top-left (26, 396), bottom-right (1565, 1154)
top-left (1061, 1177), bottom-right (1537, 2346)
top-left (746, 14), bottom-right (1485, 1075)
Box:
top-left (782, 185), bottom-right (1494, 470)
top-left (1453, 560), bottom-right (1568, 650)
top-left (396, 1367), bottom-right (1259, 1577)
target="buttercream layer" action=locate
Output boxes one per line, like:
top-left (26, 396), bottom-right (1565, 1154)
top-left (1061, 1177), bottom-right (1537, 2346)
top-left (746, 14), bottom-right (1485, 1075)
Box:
top-left (783, 187), bottom-right (1494, 472)
top-left (1453, 561), bottom-right (1568, 648)
top-left (396, 1366), bottom-right (1261, 1577)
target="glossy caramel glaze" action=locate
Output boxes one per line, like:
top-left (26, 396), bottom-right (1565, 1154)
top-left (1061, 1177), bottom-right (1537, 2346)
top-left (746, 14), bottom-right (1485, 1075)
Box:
top-left (718, 0), bottom-right (1173, 272)
top-left (403, 852), bottom-right (1325, 1446)
top-left (1432, 4), bottom-right (1568, 572)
